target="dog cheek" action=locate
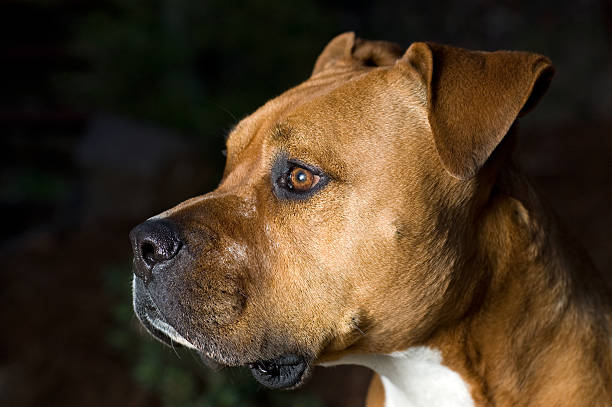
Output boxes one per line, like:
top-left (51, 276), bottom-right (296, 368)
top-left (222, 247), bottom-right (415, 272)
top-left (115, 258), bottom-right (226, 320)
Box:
top-left (148, 251), bottom-right (249, 336)
top-left (183, 272), bottom-right (248, 328)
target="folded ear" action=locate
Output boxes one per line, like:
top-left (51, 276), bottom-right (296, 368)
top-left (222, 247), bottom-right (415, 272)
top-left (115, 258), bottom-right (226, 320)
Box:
top-left (402, 42), bottom-right (554, 180)
top-left (312, 32), bottom-right (403, 76)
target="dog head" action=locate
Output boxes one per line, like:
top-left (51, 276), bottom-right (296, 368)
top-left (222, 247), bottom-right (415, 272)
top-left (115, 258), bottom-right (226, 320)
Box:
top-left (130, 32), bottom-right (553, 389)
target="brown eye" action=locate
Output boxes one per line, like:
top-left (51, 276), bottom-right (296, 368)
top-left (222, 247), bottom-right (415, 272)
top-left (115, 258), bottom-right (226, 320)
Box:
top-left (288, 167), bottom-right (320, 191)
top-left (272, 157), bottom-right (329, 200)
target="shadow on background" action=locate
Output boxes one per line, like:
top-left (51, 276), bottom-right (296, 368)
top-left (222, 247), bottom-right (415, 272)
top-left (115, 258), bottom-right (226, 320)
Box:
top-left (1, 1), bottom-right (611, 406)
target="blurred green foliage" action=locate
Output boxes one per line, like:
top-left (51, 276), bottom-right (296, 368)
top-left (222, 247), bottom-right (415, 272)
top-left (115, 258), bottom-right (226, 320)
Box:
top-left (54, 0), bottom-right (612, 145)
top-left (103, 264), bottom-right (323, 407)
top-left (58, 0), bottom-right (338, 143)
top-left (0, 168), bottom-right (70, 202)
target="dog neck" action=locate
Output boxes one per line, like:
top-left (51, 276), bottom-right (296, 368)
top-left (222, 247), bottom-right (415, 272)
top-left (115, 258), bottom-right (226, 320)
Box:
top-left (425, 170), bottom-right (612, 405)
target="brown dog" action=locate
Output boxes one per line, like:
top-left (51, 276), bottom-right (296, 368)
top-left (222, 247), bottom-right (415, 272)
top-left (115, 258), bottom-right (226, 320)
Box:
top-left (130, 32), bottom-right (612, 406)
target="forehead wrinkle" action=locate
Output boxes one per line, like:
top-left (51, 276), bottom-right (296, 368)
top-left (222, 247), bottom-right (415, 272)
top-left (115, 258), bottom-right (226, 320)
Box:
top-left (270, 122), bottom-right (293, 142)
top-left (227, 102), bottom-right (296, 159)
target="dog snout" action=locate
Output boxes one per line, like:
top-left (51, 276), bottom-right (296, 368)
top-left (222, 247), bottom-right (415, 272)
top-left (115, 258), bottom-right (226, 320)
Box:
top-left (130, 219), bottom-right (183, 282)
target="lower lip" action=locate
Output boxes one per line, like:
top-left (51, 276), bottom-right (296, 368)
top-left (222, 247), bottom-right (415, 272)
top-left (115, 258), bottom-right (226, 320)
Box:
top-left (248, 354), bottom-right (308, 389)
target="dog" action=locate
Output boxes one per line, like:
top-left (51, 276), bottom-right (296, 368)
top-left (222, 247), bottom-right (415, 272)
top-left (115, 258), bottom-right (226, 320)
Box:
top-left (130, 32), bottom-right (612, 406)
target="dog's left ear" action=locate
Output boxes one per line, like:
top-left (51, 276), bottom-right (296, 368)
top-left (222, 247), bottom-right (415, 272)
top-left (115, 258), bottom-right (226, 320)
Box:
top-left (312, 32), bottom-right (403, 76)
top-left (402, 42), bottom-right (554, 180)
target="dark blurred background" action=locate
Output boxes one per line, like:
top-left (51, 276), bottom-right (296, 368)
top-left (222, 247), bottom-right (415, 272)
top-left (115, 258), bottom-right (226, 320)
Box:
top-left (1, 1), bottom-right (611, 406)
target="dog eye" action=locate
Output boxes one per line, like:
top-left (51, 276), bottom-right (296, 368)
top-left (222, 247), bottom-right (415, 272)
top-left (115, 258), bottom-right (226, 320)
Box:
top-left (271, 156), bottom-right (330, 200)
top-left (287, 166), bottom-right (320, 191)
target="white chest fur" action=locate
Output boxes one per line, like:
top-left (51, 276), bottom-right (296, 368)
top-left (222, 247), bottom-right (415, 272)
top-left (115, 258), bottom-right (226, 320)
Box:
top-left (321, 347), bottom-right (474, 407)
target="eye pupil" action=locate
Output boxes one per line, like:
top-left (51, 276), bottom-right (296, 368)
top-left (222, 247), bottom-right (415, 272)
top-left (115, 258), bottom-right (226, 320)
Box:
top-left (288, 166), bottom-right (318, 191)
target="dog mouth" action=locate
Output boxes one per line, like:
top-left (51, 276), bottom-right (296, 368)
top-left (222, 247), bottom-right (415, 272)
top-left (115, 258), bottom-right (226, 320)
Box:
top-left (133, 277), bottom-right (226, 367)
top-left (132, 277), bottom-right (311, 389)
top-left (132, 277), bottom-right (198, 349)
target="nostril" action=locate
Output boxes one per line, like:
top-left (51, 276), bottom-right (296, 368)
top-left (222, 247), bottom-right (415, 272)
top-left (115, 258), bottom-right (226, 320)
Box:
top-left (130, 219), bottom-right (183, 278)
top-left (140, 237), bottom-right (182, 267)
top-left (140, 241), bottom-right (156, 266)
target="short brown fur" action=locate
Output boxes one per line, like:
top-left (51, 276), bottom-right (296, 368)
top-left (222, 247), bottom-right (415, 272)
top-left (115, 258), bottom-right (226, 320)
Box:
top-left (136, 33), bottom-right (612, 405)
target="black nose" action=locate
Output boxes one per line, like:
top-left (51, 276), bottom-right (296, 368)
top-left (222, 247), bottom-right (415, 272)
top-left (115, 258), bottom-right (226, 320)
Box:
top-left (130, 219), bottom-right (182, 281)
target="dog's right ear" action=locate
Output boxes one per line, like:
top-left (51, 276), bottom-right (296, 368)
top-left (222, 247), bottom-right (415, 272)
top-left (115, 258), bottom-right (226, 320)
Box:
top-left (401, 42), bottom-right (554, 180)
top-left (312, 32), bottom-right (403, 76)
